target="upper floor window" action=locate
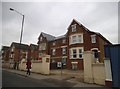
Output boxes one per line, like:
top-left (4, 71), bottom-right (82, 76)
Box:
top-left (52, 49), bottom-right (56, 55)
top-left (70, 34), bottom-right (83, 44)
top-left (71, 24), bottom-right (76, 32)
top-left (72, 36), bottom-right (77, 43)
top-left (62, 47), bottom-right (66, 55)
top-left (62, 39), bottom-right (66, 44)
top-left (39, 43), bottom-right (46, 50)
top-left (40, 37), bottom-right (42, 41)
top-left (53, 42), bottom-right (56, 46)
top-left (11, 46), bottom-right (15, 52)
top-left (91, 35), bottom-right (96, 43)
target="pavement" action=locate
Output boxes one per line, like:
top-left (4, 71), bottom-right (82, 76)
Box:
top-left (2, 68), bottom-right (108, 87)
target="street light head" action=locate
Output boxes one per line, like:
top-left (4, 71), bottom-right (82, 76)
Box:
top-left (10, 8), bottom-right (14, 11)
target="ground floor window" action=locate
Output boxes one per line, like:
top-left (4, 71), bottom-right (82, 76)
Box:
top-left (70, 47), bottom-right (84, 59)
top-left (71, 62), bottom-right (78, 70)
top-left (62, 58), bottom-right (66, 65)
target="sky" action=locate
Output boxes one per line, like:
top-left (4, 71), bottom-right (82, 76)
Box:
top-left (1, 1), bottom-right (119, 48)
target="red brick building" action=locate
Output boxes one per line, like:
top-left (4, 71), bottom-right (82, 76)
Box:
top-left (38, 19), bottom-right (111, 70)
top-left (29, 44), bottom-right (38, 60)
top-left (2, 46), bottom-right (10, 61)
top-left (1, 42), bottom-right (38, 69)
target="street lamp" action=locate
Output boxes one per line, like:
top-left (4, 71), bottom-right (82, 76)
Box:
top-left (10, 8), bottom-right (25, 69)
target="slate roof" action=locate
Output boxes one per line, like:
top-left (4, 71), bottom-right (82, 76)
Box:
top-left (41, 32), bottom-right (56, 41)
top-left (38, 19), bottom-right (111, 44)
top-left (11, 42), bottom-right (30, 50)
top-left (54, 35), bottom-right (66, 40)
top-left (2, 46), bottom-right (10, 51)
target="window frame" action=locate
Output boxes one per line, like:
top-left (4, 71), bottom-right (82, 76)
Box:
top-left (52, 49), bottom-right (56, 55)
top-left (70, 47), bottom-right (84, 59)
top-left (39, 43), bottom-right (46, 50)
top-left (91, 35), bottom-right (96, 43)
top-left (62, 47), bottom-right (66, 55)
top-left (62, 39), bottom-right (66, 44)
top-left (71, 24), bottom-right (77, 32)
top-left (70, 34), bottom-right (83, 44)
top-left (53, 42), bottom-right (56, 46)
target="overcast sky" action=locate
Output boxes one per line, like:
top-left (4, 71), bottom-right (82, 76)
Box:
top-left (2, 1), bottom-right (118, 47)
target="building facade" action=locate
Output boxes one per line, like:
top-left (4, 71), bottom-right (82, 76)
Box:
top-left (29, 44), bottom-right (38, 60)
top-left (38, 19), bottom-right (111, 70)
top-left (2, 42), bottom-right (38, 69)
top-left (1, 46), bottom-right (10, 62)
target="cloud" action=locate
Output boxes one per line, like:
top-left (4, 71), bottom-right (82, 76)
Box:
top-left (2, 2), bottom-right (118, 47)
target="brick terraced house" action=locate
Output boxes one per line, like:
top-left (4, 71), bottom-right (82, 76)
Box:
top-left (2, 42), bottom-right (38, 69)
top-left (9, 42), bottom-right (30, 69)
top-left (1, 46), bottom-right (10, 61)
top-left (38, 19), bottom-right (111, 70)
top-left (29, 44), bottom-right (38, 60)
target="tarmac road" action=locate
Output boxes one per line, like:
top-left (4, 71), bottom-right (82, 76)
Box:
top-left (2, 70), bottom-right (75, 88)
top-left (2, 70), bottom-right (59, 87)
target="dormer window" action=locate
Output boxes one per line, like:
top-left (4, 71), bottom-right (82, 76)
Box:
top-left (71, 24), bottom-right (76, 32)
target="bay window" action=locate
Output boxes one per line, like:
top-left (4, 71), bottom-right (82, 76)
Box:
top-left (70, 34), bottom-right (83, 44)
top-left (73, 49), bottom-right (77, 58)
top-left (70, 47), bottom-right (84, 59)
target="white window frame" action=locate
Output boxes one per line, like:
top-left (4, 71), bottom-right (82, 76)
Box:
top-left (39, 43), bottom-right (46, 50)
top-left (62, 39), bottom-right (66, 44)
top-left (62, 47), bottom-right (66, 55)
top-left (11, 46), bottom-right (15, 52)
top-left (78, 35), bottom-right (83, 43)
top-left (78, 49), bottom-right (83, 59)
top-left (91, 35), bottom-right (96, 43)
top-left (72, 36), bottom-right (77, 43)
top-left (72, 49), bottom-right (77, 58)
top-left (62, 57), bottom-right (66, 65)
top-left (70, 34), bottom-right (83, 44)
top-left (40, 37), bottom-right (42, 41)
top-left (69, 47), bottom-right (84, 59)
top-left (52, 49), bottom-right (56, 55)
top-left (71, 24), bottom-right (77, 32)
top-left (53, 42), bottom-right (56, 46)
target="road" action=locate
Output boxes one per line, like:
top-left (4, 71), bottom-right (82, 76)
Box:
top-left (2, 70), bottom-right (59, 87)
top-left (2, 70), bottom-right (75, 88)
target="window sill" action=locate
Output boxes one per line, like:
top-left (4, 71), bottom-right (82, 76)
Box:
top-left (69, 42), bottom-right (83, 45)
top-left (70, 58), bottom-right (83, 60)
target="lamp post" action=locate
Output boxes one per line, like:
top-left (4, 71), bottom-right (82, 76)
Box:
top-left (10, 8), bottom-right (24, 69)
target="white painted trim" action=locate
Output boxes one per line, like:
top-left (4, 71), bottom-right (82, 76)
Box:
top-left (69, 33), bottom-right (84, 45)
top-left (61, 45), bottom-right (67, 48)
top-left (71, 62), bottom-right (78, 64)
top-left (91, 48), bottom-right (100, 52)
top-left (69, 47), bottom-right (84, 59)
